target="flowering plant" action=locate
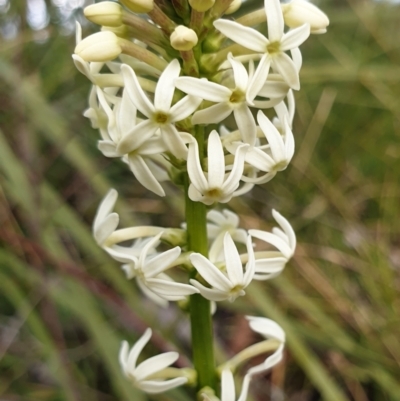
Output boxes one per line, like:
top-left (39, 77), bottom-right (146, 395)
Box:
top-left (74, 0), bottom-right (329, 398)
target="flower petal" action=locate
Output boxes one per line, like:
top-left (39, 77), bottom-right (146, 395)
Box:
top-left (192, 103), bottom-right (232, 125)
top-left (175, 77), bottom-right (231, 102)
top-left (207, 130), bottom-right (225, 188)
top-left (127, 328), bottom-right (152, 373)
top-left (213, 19), bottom-right (267, 52)
top-left (121, 64), bottom-right (155, 117)
top-left (280, 24), bottom-right (310, 51)
top-left (154, 59), bottom-right (180, 112)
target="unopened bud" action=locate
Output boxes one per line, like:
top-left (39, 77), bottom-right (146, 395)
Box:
top-left (74, 31), bottom-right (122, 62)
top-left (119, 0), bottom-right (154, 13)
top-left (189, 0), bottom-right (215, 12)
top-left (225, 0), bottom-right (241, 15)
top-left (170, 25), bottom-right (198, 51)
top-left (282, 0), bottom-right (329, 34)
top-left (84, 2), bottom-right (123, 27)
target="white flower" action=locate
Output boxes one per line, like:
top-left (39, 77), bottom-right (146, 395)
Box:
top-left (201, 369), bottom-right (249, 401)
top-left (206, 209), bottom-right (247, 263)
top-left (231, 110), bottom-right (294, 185)
top-left (106, 232), bottom-right (199, 307)
top-left (118, 59), bottom-right (202, 159)
top-left (119, 328), bottom-right (187, 393)
top-left (190, 233), bottom-right (255, 302)
top-left (175, 54), bottom-right (258, 145)
top-left (213, 0), bottom-right (310, 90)
top-left (187, 130), bottom-right (248, 205)
top-left (92, 189), bottom-right (119, 246)
top-left (249, 210), bottom-right (296, 280)
top-left (94, 88), bottom-right (170, 197)
top-left (245, 316), bottom-right (285, 375)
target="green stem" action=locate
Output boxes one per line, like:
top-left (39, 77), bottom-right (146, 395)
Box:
top-left (184, 126), bottom-right (216, 392)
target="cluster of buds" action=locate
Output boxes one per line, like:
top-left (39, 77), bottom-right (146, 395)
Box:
top-left (74, 0), bottom-right (328, 399)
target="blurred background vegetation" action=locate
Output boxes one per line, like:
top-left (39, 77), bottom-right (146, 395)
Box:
top-left (1, 0), bottom-right (399, 400)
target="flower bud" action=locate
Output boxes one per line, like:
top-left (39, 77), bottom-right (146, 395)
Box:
top-left (74, 31), bottom-right (122, 62)
top-left (282, 0), bottom-right (329, 34)
top-left (170, 25), bottom-right (198, 51)
top-left (119, 0), bottom-right (154, 13)
top-left (84, 2), bottom-right (123, 27)
top-left (225, 0), bottom-right (241, 15)
top-left (189, 0), bottom-right (215, 12)
top-left (101, 24), bottom-right (130, 39)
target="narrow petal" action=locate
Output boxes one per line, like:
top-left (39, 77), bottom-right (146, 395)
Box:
top-left (222, 144), bottom-right (248, 194)
top-left (246, 316), bottom-right (285, 342)
top-left (213, 19), bottom-right (267, 52)
top-left (154, 59), bottom-right (180, 112)
top-left (272, 53), bottom-right (300, 90)
top-left (129, 155), bottom-right (165, 197)
top-left (127, 328), bottom-right (152, 373)
top-left (257, 111), bottom-right (286, 162)
top-left (121, 64), bottom-right (155, 117)
top-left (161, 124), bottom-right (188, 160)
top-left (192, 103), bottom-right (232, 125)
top-left (135, 352), bottom-right (178, 381)
top-left (98, 140), bottom-right (119, 157)
top-left (145, 246), bottom-right (181, 277)
top-left (221, 369), bottom-right (236, 401)
top-left (264, 0), bottom-right (284, 41)
top-left (146, 278), bottom-right (199, 297)
top-left (249, 230), bottom-right (292, 259)
top-left (190, 253), bottom-right (232, 291)
top-left (223, 233), bottom-right (244, 286)
top-left (117, 119), bottom-right (158, 155)
top-left (280, 24), bottom-right (310, 51)
top-left (187, 140), bottom-right (208, 191)
top-left (170, 95), bottom-right (202, 122)
top-left (272, 209), bottom-right (296, 253)
top-left (190, 280), bottom-right (230, 302)
top-left (233, 104), bottom-right (257, 146)
top-left (137, 278), bottom-right (169, 307)
top-left (243, 235), bottom-right (256, 286)
top-left (247, 54), bottom-right (271, 103)
top-left (175, 77), bottom-right (231, 102)
top-left (207, 130), bottom-right (225, 188)
top-left (138, 377), bottom-right (187, 394)
top-left (118, 88), bottom-right (137, 135)
top-left (93, 189), bottom-right (118, 232)
top-left (228, 53), bottom-right (249, 92)
top-left (94, 213), bottom-right (119, 244)
top-left (119, 341), bottom-right (129, 374)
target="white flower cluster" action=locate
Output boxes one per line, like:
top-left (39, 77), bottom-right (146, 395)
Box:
top-left (75, 0), bottom-right (328, 398)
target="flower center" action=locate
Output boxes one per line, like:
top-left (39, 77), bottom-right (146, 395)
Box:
top-left (229, 89), bottom-right (245, 104)
top-left (154, 112), bottom-right (170, 124)
top-left (205, 187), bottom-right (222, 201)
top-left (266, 41), bottom-right (281, 55)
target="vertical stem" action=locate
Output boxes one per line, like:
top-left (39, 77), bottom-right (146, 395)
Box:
top-left (185, 126), bottom-right (216, 391)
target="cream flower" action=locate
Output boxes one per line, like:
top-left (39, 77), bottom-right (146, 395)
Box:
top-left (190, 233), bottom-right (255, 302)
top-left (250, 210), bottom-right (296, 280)
top-left (119, 328), bottom-right (187, 394)
top-left (206, 209), bottom-right (247, 263)
top-left (106, 232), bottom-right (199, 307)
top-left (187, 130), bottom-right (248, 205)
top-left (175, 54), bottom-right (258, 145)
top-left (118, 59), bottom-right (202, 159)
top-left (229, 110), bottom-right (295, 185)
top-left (213, 0), bottom-right (310, 90)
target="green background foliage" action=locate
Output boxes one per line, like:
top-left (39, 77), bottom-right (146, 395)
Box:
top-left (0, 0), bottom-right (399, 400)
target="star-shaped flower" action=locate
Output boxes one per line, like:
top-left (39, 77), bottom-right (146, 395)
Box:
top-left (190, 233), bottom-right (255, 302)
top-left (175, 54), bottom-right (258, 145)
top-left (106, 232), bottom-right (199, 307)
top-left (213, 0), bottom-right (310, 91)
top-left (250, 210), bottom-right (296, 280)
top-left (119, 328), bottom-right (188, 393)
top-left (228, 110), bottom-right (295, 185)
top-left (187, 130), bottom-right (248, 205)
top-left (118, 59), bottom-right (202, 159)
